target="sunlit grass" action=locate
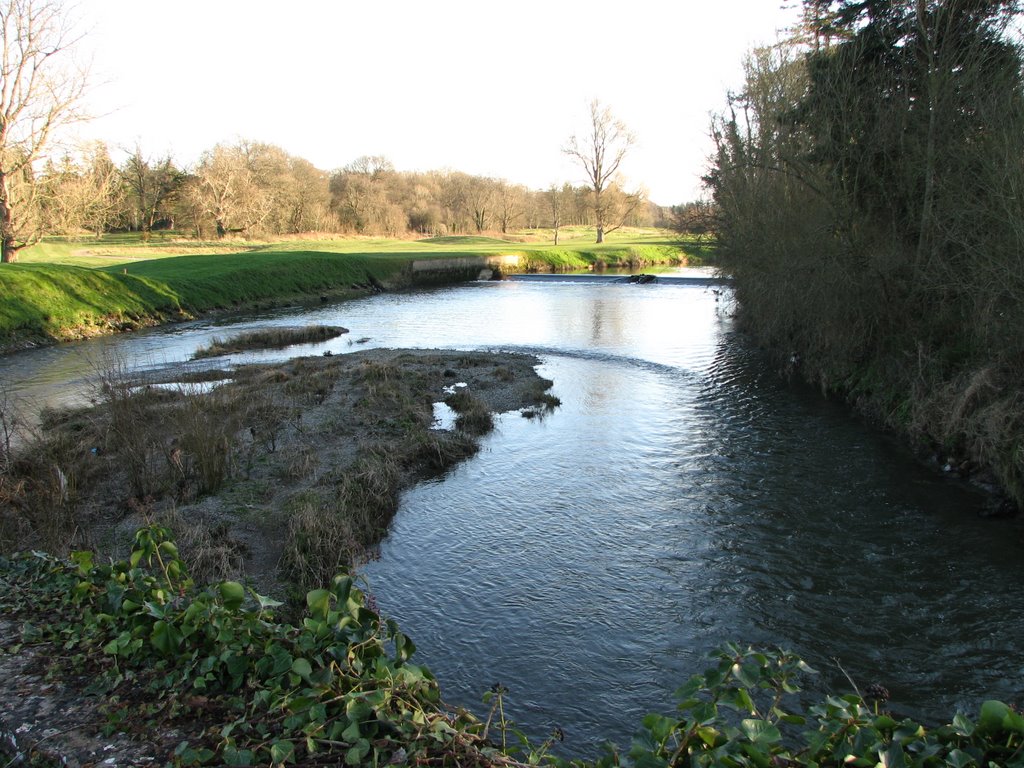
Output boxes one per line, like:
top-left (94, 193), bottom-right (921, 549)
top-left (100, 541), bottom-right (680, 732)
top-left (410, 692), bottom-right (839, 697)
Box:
top-left (2, 229), bottom-right (705, 346)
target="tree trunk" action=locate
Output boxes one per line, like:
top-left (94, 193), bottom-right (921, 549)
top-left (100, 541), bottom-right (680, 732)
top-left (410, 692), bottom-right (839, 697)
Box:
top-left (596, 225), bottom-right (604, 244)
top-left (0, 198), bottom-right (14, 261)
top-left (1, 237), bottom-right (16, 263)
top-left (0, 173), bottom-right (17, 263)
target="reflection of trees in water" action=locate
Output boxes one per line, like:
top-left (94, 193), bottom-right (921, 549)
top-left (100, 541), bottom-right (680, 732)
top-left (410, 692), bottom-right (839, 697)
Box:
top-left (588, 294), bottom-right (628, 348)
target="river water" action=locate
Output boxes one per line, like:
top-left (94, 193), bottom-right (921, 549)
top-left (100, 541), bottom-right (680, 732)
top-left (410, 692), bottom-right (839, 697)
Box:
top-left (2, 275), bottom-right (1022, 756)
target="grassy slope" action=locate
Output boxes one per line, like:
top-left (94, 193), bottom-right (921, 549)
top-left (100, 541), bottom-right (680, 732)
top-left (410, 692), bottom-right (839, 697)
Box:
top-left (1, 229), bottom-right (699, 347)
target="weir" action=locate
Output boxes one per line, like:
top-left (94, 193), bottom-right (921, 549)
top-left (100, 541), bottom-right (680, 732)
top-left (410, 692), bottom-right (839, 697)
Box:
top-left (506, 273), bottom-right (732, 286)
top-left (407, 254), bottom-right (732, 286)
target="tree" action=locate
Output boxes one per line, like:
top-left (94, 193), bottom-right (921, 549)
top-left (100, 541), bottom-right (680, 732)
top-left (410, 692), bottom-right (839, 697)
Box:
top-left (329, 155), bottom-right (397, 234)
top-left (670, 200), bottom-right (716, 242)
top-left (39, 141), bottom-right (120, 235)
top-left (545, 183), bottom-right (567, 245)
top-left (0, 0), bottom-right (88, 262)
top-left (280, 156), bottom-right (330, 233)
top-left (495, 180), bottom-right (527, 234)
top-left (563, 99), bottom-right (636, 243)
top-left (120, 147), bottom-right (182, 237)
top-left (190, 141), bottom-right (268, 237)
top-left (464, 176), bottom-right (496, 233)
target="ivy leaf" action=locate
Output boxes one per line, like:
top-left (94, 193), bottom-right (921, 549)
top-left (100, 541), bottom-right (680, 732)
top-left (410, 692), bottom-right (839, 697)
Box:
top-left (306, 589), bottom-right (331, 618)
top-left (951, 713), bottom-right (975, 737)
top-left (223, 745), bottom-right (255, 766)
top-left (254, 591), bottom-right (284, 610)
top-left (393, 631), bottom-right (415, 664)
top-left (70, 550), bottom-right (93, 575)
top-left (269, 739), bottom-right (295, 765)
top-left (150, 620), bottom-right (182, 655)
top-left (345, 739), bottom-right (370, 765)
top-left (291, 657), bottom-right (313, 680)
top-left (219, 581), bottom-right (245, 611)
top-left (741, 719), bottom-right (781, 745)
top-left (945, 749), bottom-right (977, 768)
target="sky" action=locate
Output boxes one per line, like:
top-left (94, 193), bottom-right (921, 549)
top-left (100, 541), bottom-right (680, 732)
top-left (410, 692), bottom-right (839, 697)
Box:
top-left (71, 0), bottom-right (802, 206)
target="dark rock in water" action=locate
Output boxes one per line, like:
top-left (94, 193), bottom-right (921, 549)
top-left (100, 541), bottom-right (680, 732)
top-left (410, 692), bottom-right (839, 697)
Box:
top-left (626, 274), bottom-right (657, 284)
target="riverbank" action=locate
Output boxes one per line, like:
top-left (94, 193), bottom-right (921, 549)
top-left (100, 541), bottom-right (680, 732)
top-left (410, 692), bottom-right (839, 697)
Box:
top-left (726, 293), bottom-right (1023, 515)
top-left (0, 231), bottom-right (696, 354)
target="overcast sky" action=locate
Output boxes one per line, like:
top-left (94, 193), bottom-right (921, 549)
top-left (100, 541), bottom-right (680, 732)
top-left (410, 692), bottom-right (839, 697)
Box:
top-left (73, 1), bottom-right (801, 205)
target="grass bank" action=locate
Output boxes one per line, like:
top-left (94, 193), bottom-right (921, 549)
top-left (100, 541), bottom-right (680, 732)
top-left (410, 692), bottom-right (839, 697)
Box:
top-left (0, 229), bottom-right (699, 352)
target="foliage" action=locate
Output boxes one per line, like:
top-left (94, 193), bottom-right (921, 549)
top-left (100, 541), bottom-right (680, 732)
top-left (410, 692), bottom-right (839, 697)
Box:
top-left (2, 531), bottom-right (1023, 767)
top-left (23, 143), bottom-right (660, 244)
top-left (0, 525), bottom-right (501, 766)
top-left (570, 644), bottom-right (1024, 767)
top-left (706, 1), bottom-right (1024, 506)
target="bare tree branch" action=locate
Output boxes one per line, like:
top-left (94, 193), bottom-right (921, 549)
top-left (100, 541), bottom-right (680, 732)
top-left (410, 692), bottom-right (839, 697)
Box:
top-left (0, 0), bottom-right (89, 262)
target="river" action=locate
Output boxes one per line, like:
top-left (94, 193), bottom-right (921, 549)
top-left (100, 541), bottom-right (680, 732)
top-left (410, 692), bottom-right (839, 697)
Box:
top-left (2, 273), bottom-right (1021, 756)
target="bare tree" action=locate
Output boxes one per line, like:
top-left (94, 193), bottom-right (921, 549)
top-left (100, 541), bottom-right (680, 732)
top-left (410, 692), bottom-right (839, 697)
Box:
top-left (464, 176), bottom-right (496, 233)
top-left (563, 100), bottom-right (636, 243)
top-left (545, 182), bottom-right (572, 245)
top-left (495, 180), bottom-right (527, 234)
top-left (40, 141), bottom-right (120, 235)
top-left (0, 0), bottom-right (88, 262)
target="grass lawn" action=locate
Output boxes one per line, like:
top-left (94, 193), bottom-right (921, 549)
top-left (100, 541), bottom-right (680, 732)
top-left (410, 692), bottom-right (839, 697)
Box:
top-left (1, 228), bottom-right (707, 348)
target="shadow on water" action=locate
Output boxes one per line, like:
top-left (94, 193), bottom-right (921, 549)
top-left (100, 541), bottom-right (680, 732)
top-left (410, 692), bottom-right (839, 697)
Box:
top-left (689, 331), bottom-right (1023, 721)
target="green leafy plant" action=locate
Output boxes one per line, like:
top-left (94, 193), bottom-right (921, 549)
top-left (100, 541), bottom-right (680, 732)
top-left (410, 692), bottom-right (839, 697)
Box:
top-left (1, 525), bottom-right (499, 766)
top-left (3, 534), bottom-right (1022, 768)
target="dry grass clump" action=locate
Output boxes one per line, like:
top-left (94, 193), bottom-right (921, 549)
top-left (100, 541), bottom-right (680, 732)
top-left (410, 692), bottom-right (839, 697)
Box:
top-left (907, 365), bottom-right (1024, 507)
top-left (0, 403), bottom-right (102, 555)
top-left (173, 389), bottom-right (242, 496)
top-left (280, 451), bottom-right (400, 588)
top-left (283, 363), bottom-right (343, 405)
top-left (275, 444), bottom-right (320, 481)
top-left (407, 430), bottom-right (478, 474)
top-left (444, 389), bottom-right (494, 435)
top-left (192, 325), bottom-right (348, 359)
top-left (159, 507), bottom-right (247, 584)
top-left (278, 495), bottom-right (363, 590)
top-left (492, 365), bottom-right (515, 382)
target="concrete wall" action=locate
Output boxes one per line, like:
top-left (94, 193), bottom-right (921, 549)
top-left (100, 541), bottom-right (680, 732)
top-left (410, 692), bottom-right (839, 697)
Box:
top-left (408, 254), bottom-right (523, 286)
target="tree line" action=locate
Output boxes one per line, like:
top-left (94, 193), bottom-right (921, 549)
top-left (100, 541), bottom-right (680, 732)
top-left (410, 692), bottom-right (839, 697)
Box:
top-left (707, 0), bottom-right (1024, 503)
top-left (30, 141), bottom-right (664, 246)
top-left (0, 1), bottom-right (678, 264)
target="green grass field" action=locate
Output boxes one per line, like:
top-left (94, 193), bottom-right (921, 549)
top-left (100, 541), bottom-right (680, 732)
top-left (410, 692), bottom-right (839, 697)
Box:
top-left (1, 228), bottom-right (706, 348)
